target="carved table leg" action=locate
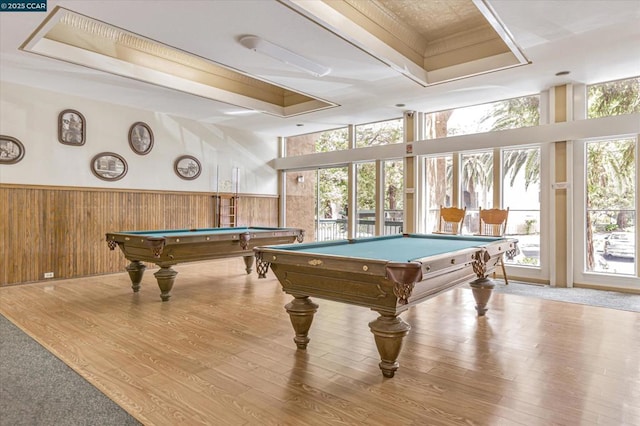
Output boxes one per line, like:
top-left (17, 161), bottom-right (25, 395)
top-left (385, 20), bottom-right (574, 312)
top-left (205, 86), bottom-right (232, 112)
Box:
top-left (368, 314), bottom-right (411, 378)
top-left (154, 266), bottom-right (178, 302)
top-left (255, 255), bottom-right (270, 278)
top-left (469, 276), bottom-right (495, 316)
top-left (284, 296), bottom-right (319, 349)
top-left (125, 261), bottom-right (146, 293)
top-left (242, 255), bottom-right (254, 274)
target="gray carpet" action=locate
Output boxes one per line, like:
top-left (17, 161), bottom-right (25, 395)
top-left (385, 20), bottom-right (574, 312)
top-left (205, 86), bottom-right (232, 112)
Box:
top-left (0, 314), bottom-right (141, 426)
top-left (494, 282), bottom-right (640, 313)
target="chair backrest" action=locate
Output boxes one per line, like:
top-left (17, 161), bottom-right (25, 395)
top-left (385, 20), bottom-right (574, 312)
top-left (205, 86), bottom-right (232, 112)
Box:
top-left (436, 206), bottom-right (466, 235)
top-left (478, 207), bottom-right (509, 236)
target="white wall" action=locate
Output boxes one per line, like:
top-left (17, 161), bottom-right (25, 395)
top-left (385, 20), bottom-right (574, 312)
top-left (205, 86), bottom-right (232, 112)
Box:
top-left (0, 82), bottom-right (278, 194)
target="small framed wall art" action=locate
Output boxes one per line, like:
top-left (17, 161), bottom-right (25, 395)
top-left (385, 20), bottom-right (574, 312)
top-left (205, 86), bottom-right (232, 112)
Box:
top-left (91, 152), bottom-right (128, 181)
top-left (174, 155), bottom-right (201, 180)
top-left (128, 121), bottom-right (154, 155)
top-left (58, 109), bottom-right (86, 146)
top-left (0, 135), bottom-right (25, 164)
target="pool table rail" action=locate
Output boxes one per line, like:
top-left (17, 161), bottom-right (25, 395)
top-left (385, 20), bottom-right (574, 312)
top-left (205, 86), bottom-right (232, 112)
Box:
top-left (254, 234), bottom-right (517, 378)
top-left (106, 226), bottom-right (304, 301)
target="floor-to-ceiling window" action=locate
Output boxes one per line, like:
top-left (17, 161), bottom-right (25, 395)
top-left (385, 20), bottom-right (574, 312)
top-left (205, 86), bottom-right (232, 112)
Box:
top-left (421, 95), bottom-right (542, 273)
top-left (502, 147), bottom-right (541, 266)
top-left (424, 155), bottom-right (453, 233)
top-left (574, 76), bottom-right (639, 288)
top-left (383, 159), bottom-right (404, 235)
top-left (285, 127), bottom-right (348, 242)
top-left (355, 161), bottom-right (376, 237)
top-left (461, 150), bottom-right (494, 234)
top-left (354, 118), bottom-right (403, 236)
top-left (281, 80), bottom-right (638, 289)
top-left (316, 167), bottom-right (348, 241)
top-left (584, 138), bottom-right (636, 276)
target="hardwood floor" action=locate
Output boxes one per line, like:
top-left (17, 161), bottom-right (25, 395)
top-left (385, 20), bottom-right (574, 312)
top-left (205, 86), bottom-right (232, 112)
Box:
top-left (1, 258), bottom-right (638, 425)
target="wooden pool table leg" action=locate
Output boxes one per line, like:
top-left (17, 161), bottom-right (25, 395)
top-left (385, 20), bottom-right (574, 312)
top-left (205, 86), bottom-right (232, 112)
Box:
top-left (153, 266), bottom-right (178, 302)
top-left (469, 276), bottom-right (495, 316)
top-left (255, 255), bottom-right (270, 278)
top-left (125, 261), bottom-right (146, 293)
top-left (242, 255), bottom-right (254, 274)
top-left (369, 314), bottom-right (411, 378)
top-left (284, 296), bottom-right (319, 349)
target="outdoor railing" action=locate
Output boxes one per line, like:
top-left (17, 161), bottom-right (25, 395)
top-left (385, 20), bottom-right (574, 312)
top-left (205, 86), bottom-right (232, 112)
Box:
top-left (317, 219), bottom-right (403, 241)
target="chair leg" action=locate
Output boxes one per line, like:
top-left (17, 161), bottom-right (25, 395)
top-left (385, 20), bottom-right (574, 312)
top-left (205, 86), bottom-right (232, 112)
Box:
top-left (500, 257), bottom-right (508, 285)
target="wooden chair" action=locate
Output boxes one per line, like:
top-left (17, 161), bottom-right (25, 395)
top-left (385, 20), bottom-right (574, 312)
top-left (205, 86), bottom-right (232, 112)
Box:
top-left (433, 206), bottom-right (466, 235)
top-left (477, 207), bottom-right (510, 284)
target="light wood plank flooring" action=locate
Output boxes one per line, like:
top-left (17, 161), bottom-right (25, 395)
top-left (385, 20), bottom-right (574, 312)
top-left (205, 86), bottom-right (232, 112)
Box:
top-left (1, 258), bottom-right (639, 425)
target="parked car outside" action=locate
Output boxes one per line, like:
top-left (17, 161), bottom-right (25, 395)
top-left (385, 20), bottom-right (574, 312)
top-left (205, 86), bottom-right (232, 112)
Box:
top-left (603, 232), bottom-right (635, 260)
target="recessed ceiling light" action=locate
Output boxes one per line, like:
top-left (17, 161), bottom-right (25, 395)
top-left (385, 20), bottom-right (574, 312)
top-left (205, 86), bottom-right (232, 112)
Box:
top-left (555, 71), bottom-right (570, 76)
top-left (395, 103), bottom-right (406, 107)
top-left (296, 124), bottom-right (304, 127)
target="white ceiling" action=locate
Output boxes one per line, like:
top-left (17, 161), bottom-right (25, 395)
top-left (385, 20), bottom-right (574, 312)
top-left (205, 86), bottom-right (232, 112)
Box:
top-left (1, 0), bottom-right (639, 138)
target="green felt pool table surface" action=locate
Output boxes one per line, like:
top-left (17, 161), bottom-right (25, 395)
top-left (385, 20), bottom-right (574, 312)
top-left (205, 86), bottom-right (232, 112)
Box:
top-left (271, 234), bottom-right (504, 262)
top-left (106, 226), bottom-right (305, 301)
top-left (116, 226), bottom-right (301, 239)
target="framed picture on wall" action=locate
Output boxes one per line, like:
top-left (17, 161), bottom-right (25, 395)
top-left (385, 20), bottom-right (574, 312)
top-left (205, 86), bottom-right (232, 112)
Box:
top-left (0, 135), bottom-right (25, 164)
top-left (58, 109), bottom-right (86, 146)
top-left (91, 152), bottom-right (128, 181)
top-left (174, 155), bottom-right (201, 180)
top-left (128, 121), bottom-right (154, 155)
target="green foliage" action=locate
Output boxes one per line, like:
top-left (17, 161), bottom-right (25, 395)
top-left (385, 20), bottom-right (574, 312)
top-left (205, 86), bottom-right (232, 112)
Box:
top-left (503, 148), bottom-right (540, 190)
top-left (315, 129), bottom-right (349, 219)
top-left (356, 162), bottom-right (376, 210)
top-left (484, 96), bottom-right (540, 189)
top-left (318, 167), bottom-right (348, 218)
top-left (585, 77), bottom-right (638, 228)
top-left (483, 96), bottom-right (540, 131)
top-left (525, 219), bottom-right (537, 235)
top-left (518, 257), bottom-right (540, 266)
top-left (460, 152), bottom-right (493, 207)
top-left (354, 120), bottom-right (404, 212)
top-left (315, 128), bottom-right (348, 152)
top-left (315, 120), bottom-right (406, 220)
top-left (586, 139), bottom-right (635, 234)
top-left (588, 77), bottom-right (640, 118)
top-left (384, 160), bottom-right (404, 210)
top-left (356, 119), bottom-right (403, 148)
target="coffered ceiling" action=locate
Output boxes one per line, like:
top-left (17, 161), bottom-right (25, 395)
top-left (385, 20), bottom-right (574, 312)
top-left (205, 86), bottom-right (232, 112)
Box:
top-left (1, 0), bottom-right (639, 137)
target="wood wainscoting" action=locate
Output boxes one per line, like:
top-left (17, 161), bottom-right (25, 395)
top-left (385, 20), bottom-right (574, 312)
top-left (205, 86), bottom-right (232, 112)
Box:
top-left (0, 184), bottom-right (279, 286)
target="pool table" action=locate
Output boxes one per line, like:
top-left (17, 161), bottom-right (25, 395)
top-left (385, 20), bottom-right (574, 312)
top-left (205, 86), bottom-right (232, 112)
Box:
top-left (106, 226), bottom-right (304, 301)
top-left (254, 233), bottom-right (517, 378)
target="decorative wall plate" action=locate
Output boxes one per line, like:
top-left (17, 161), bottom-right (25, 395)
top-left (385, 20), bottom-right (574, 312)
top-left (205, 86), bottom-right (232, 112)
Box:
top-left (91, 152), bottom-right (128, 181)
top-left (0, 135), bottom-right (25, 164)
top-left (58, 109), bottom-right (86, 146)
top-left (174, 155), bottom-right (201, 180)
top-left (128, 122), bottom-right (154, 155)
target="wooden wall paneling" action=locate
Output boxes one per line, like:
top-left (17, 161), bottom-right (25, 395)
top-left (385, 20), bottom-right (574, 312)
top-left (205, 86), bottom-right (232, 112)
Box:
top-left (1, 185), bottom-right (279, 286)
top-left (241, 196), bottom-right (279, 227)
top-left (1, 187), bottom-right (15, 284)
top-left (0, 188), bottom-right (6, 284)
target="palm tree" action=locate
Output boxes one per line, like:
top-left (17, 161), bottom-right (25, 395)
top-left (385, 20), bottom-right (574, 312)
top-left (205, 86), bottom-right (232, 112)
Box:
top-left (435, 78), bottom-right (637, 270)
top-left (584, 77), bottom-right (639, 269)
top-left (460, 152), bottom-right (493, 208)
top-left (425, 111), bottom-right (453, 207)
top-left (483, 96), bottom-right (540, 189)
